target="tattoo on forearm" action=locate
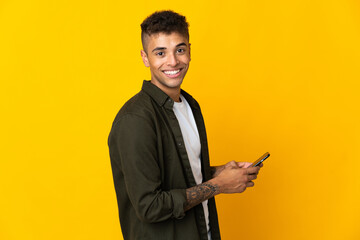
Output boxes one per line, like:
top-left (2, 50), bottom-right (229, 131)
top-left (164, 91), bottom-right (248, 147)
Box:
top-left (184, 182), bottom-right (220, 211)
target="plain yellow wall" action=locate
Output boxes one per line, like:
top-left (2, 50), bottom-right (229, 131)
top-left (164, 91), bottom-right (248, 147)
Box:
top-left (1, 0), bottom-right (359, 239)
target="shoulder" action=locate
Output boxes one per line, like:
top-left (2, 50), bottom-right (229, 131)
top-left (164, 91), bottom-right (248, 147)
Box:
top-left (111, 90), bottom-right (157, 129)
top-left (108, 91), bottom-right (159, 152)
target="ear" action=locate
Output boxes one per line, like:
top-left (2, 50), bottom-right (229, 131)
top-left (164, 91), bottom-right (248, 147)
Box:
top-left (141, 50), bottom-right (150, 67)
top-left (189, 43), bottom-right (191, 61)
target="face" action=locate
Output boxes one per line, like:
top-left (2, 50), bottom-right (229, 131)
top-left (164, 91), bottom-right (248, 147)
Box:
top-left (141, 32), bottom-right (190, 95)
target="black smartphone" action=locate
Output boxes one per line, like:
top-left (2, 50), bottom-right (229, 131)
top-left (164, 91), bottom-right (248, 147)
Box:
top-left (248, 152), bottom-right (270, 168)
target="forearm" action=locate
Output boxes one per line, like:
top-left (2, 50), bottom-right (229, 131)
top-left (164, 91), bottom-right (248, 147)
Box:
top-left (184, 179), bottom-right (221, 211)
top-left (184, 162), bottom-right (261, 211)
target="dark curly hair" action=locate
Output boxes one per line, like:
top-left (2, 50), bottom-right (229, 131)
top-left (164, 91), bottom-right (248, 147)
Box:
top-left (141, 10), bottom-right (189, 51)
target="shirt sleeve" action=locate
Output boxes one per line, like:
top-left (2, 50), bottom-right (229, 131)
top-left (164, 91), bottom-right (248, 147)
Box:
top-left (109, 113), bottom-right (187, 223)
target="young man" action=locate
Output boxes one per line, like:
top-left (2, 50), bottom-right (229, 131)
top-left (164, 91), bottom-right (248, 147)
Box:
top-left (108, 10), bottom-right (262, 240)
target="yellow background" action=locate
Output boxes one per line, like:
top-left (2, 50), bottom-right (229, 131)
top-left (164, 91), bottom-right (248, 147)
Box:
top-left (1, 0), bottom-right (359, 239)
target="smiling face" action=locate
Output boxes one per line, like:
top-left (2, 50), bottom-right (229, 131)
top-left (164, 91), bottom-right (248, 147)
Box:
top-left (141, 32), bottom-right (190, 99)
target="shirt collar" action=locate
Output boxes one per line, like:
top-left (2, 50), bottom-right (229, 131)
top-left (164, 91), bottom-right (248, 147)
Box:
top-left (141, 80), bottom-right (199, 110)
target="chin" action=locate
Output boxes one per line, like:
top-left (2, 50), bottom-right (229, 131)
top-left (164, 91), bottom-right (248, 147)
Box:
top-left (167, 79), bottom-right (184, 88)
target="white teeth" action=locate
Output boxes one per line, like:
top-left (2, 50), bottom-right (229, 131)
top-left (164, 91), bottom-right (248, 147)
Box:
top-left (164, 70), bottom-right (180, 75)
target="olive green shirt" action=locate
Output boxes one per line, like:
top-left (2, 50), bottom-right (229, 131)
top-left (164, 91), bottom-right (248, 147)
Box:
top-left (108, 81), bottom-right (221, 240)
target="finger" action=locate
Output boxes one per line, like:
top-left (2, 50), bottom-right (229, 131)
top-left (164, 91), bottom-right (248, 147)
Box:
top-left (248, 174), bottom-right (258, 181)
top-left (246, 166), bottom-right (260, 175)
top-left (246, 181), bottom-right (255, 187)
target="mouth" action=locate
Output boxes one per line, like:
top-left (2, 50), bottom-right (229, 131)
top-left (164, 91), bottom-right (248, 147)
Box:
top-left (162, 68), bottom-right (182, 78)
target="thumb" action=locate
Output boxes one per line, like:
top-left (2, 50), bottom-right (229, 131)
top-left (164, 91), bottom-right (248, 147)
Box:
top-left (237, 162), bottom-right (252, 168)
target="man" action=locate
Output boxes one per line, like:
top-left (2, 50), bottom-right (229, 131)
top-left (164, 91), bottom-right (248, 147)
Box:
top-left (108, 10), bottom-right (262, 240)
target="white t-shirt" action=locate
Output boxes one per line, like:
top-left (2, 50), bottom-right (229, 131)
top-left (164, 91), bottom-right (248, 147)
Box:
top-left (173, 95), bottom-right (211, 239)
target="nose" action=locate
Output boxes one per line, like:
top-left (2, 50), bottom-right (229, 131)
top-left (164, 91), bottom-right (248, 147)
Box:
top-left (167, 53), bottom-right (179, 67)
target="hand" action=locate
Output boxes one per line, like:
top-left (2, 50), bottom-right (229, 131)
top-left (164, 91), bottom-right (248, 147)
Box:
top-left (211, 161), bottom-right (263, 177)
top-left (211, 162), bottom-right (234, 177)
top-left (211, 161), bottom-right (261, 194)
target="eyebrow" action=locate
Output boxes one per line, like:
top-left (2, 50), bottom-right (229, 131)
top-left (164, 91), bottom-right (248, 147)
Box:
top-left (152, 47), bottom-right (166, 53)
top-left (176, 42), bottom-right (187, 47)
top-left (151, 42), bottom-right (187, 53)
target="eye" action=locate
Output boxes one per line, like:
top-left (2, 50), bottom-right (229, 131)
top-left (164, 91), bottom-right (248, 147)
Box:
top-left (177, 48), bottom-right (185, 54)
top-left (156, 52), bottom-right (164, 56)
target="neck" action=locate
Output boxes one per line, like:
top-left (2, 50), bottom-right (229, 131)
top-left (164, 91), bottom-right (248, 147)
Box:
top-left (168, 90), bottom-right (181, 102)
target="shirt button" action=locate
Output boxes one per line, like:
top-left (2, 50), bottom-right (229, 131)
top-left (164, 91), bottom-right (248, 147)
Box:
top-left (178, 142), bottom-right (182, 146)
